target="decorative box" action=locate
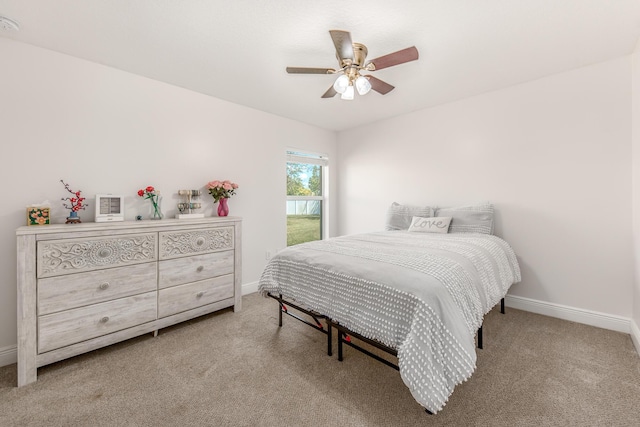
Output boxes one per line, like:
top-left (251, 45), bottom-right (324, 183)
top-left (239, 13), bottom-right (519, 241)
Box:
top-left (27, 206), bottom-right (50, 226)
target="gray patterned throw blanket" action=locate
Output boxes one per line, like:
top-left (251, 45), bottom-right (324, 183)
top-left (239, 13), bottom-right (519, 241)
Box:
top-left (258, 231), bottom-right (521, 413)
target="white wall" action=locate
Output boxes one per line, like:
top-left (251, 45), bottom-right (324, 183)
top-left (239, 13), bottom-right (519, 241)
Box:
top-left (0, 38), bottom-right (337, 355)
top-left (337, 57), bottom-right (633, 319)
top-left (632, 41), bottom-right (640, 348)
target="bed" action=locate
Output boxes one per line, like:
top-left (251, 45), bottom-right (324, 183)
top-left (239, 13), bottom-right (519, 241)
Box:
top-left (258, 203), bottom-right (521, 413)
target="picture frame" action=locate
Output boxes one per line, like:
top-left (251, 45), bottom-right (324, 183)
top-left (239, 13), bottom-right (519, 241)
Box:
top-left (95, 194), bottom-right (125, 222)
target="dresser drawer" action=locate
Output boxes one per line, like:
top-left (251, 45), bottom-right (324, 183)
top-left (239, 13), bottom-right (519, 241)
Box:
top-left (158, 274), bottom-right (234, 318)
top-left (38, 262), bottom-right (157, 315)
top-left (158, 250), bottom-right (234, 289)
top-left (38, 292), bottom-right (157, 353)
top-left (37, 233), bottom-right (157, 278)
top-left (159, 227), bottom-right (234, 260)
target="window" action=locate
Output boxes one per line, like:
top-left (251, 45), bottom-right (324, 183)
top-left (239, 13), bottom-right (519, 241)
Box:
top-left (286, 151), bottom-right (328, 246)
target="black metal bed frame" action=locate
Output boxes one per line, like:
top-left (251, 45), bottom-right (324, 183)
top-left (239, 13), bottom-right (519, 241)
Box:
top-left (267, 292), bottom-right (506, 413)
top-left (270, 293), bottom-right (334, 356)
top-left (267, 293), bottom-right (504, 414)
top-left (269, 293), bottom-right (505, 359)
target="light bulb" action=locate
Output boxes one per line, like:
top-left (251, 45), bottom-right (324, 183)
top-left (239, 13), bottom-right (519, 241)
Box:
top-left (341, 84), bottom-right (354, 100)
top-left (333, 75), bottom-right (349, 94)
top-left (355, 75), bottom-right (372, 95)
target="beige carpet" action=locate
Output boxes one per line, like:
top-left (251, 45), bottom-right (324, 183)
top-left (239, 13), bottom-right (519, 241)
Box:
top-left (1, 293), bottom-right (639, 426)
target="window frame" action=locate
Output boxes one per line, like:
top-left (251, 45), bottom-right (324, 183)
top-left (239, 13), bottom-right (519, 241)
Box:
top-left (286, 150), bottom-right (329, 244)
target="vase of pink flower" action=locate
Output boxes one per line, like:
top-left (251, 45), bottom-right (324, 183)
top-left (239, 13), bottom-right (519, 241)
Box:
top-left (206, 180), bottom-right (238, 217)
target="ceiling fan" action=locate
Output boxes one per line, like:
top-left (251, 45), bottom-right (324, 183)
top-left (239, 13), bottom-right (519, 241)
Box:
top-left (286, 30), bottom-right (419, 100)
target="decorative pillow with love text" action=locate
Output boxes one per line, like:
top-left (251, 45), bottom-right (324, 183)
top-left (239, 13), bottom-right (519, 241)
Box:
top-left (407, 216), bottom-right (452, 234)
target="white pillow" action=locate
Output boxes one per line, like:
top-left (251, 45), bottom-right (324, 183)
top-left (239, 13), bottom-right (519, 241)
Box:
top-left (408, 216), bottom-right (452, 234)
top-left (385, 202), bottom-right (434, 231)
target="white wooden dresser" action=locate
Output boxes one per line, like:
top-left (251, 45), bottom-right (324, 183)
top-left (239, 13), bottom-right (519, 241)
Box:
top-left (16, 217), bottom-right (242, 386)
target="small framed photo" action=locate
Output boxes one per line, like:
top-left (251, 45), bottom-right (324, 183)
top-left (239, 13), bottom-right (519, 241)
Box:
top-left (27, 206), bottom-right (50, 226)
top-left (95, 194), bottom-right (125, 222)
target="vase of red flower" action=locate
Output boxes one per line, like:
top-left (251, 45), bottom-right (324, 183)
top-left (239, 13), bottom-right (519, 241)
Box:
top-left (150, 194), bottom-right (163, 219)
top-left (137, 186), bottom-right (163, 219)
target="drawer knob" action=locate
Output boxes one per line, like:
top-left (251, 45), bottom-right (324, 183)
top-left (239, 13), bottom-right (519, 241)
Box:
top-left (98, 249), bottom-right (111, 258)
top-left (196, 237), bottom-right (205, 246)
top-left (196, 291), bottom-right (204, 298)
top-left (100, 316), bottom-right (110, 323)
top-left (196, 266), bottom-right (204, 272)
top-left (99, 282), bottom-right (110, 290)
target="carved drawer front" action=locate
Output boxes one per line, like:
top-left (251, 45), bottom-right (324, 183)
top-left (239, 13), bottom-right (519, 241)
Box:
top-left (159, 227), bottom-right (234, 260)
top-left (37, 233), bottom-right (157, 278)
top-left (158, 250), bottom-right (234, 289)
top-left (38, 291), bottom-right (157, 354)
top-left (38, 262), bottom-right (157, 315)
top-left (158, 274), bottom-right (234, 318)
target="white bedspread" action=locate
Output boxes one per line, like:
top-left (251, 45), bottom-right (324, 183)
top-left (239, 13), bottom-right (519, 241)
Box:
top-left (258, 231), bottom-right (521, 413)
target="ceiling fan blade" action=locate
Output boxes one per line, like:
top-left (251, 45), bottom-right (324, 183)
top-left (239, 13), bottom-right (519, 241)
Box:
top-left (321, 85), bottom-right (338, 98)
top-left (367, 46), bottom-right (419, 71)
top-left (366, 75), bottom-right (395, 95)
top-left (329, 30), bottom-right (354, 63)
top-left (286, 67), bottom-right (335, 74)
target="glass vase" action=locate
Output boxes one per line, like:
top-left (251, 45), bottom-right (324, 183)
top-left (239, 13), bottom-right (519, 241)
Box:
top-left (150, 195), bottom-right (163, 220)
top-left (217, 198), bottom-right (229, 217)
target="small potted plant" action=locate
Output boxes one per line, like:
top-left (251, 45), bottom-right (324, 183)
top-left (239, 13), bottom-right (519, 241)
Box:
top-left (61, 180), bottom-right (87, 224)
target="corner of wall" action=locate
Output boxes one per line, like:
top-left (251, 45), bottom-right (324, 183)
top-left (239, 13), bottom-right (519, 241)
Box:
top-left (631, 319), bottom-right (640, 357)
top-left (633, 30), bottom-right (640, 351)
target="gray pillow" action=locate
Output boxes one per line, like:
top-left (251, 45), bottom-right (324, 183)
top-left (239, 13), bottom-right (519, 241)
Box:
top-left (435, 203), bottom-right (494, 234)
top-left (385, 202), bottom-right (434, 231)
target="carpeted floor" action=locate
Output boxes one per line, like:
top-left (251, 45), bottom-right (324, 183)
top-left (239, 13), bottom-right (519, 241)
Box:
top-left (1, 292), bottom-right (639, 426)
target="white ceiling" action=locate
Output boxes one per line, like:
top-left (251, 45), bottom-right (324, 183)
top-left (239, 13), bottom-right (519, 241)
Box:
top-left (1, 1), bottom-right (640, 131)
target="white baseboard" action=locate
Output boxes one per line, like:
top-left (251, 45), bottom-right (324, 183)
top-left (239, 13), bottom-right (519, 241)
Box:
top-left (631, 319), bottom-right (640, 356)
top-left (505, 295), bottom-right (630, 334)
top-left (0, 344), bottom-right (16, 368)
top-left (242, 280), bottom-right (259, 295)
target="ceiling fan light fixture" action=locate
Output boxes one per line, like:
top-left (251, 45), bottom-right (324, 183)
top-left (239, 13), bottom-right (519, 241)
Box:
top-left (286, 30), bottom-right (418, 99)
top-left (341, 84), bottom-right (355, 100)
top-left (355, 75), bottom-right (372, 95)
top-left (333, 74), bottom-right (349, 94)
top-left (0, 16), bottom-right (20, 31)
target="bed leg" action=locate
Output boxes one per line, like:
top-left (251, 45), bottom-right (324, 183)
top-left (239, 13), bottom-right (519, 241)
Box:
top-left (278, 293), bottom-right (283, 327)
top-left (327, 322), bottom-right (333, 357)
top-left (338, 332), bottom-right (344, 362)
top-left (477, 326), bottom-right (483, 349)
top-left (500, 298), bottom-right (505, 314)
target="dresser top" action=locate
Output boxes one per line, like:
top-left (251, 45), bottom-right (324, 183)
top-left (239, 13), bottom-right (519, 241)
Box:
top-left (16, 216), bottom-right (242, 236)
